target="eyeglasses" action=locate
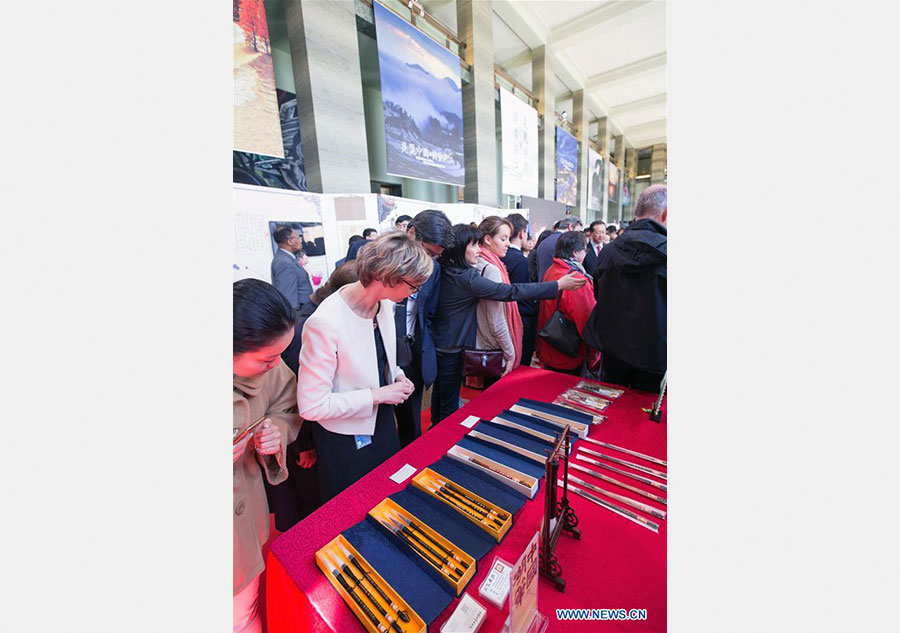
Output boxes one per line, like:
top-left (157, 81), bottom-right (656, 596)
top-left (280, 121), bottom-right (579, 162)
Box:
top-left (402, 279), bottom-right (421, 293)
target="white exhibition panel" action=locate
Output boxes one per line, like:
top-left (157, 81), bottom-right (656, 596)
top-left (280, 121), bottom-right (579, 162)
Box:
top-left (234, 185), bottom-right (533, 287)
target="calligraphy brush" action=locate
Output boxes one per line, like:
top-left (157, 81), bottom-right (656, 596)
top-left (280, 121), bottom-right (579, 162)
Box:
top-left (569, 462), bottom-right (667, 505)
top-left (322, 551), bottom-right (389, 633)
top-left (384, 516), bottom-right (464, 576)
top-left (567, 474), bottom-right (666, 520)
top-left (581, 437), bottom-right (667, 467)
top-left (384, 511), bottom-right (469, 570)
top-left (422, 482), bottom-right (498, 527)
top-left (434, 478), bottom-right (509, 521)
top-left (233, 415), bottom-right (266, 445)
top-left (382, 517), bottom-right (464, 579)
top-left (562, 481), bottom-right (660, 534)
top-left (427, 480), bottom-right (504, 527)
top-left (332, 550), bottom-right (404, 633)
top-left (453, 452), bottom-right (531, 488)
top-left (578, 447), bottom-right (667, 480)
top-left (578, 446), bottom-right (667, 480)
top-left (575, 454), bottom-right (667, 492)
top-left (337, 542), bottom-right (410, 623)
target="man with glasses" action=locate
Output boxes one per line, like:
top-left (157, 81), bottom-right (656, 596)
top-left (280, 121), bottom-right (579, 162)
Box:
top-left (393, 209), bottom-right (454, 446)
top-left (271, 225), bottom-right (313, 311)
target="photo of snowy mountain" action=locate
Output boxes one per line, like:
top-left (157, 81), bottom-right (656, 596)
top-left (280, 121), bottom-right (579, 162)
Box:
top-left (373, 2), bottom-right (464, 186)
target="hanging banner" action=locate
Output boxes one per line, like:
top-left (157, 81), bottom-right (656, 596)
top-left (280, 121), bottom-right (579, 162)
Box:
top-left (500, 88), bottom-right (538, 198)
top-left (608, 162), bottom-right (619, 203)
top-left (233, 0), bottom-right (284, 158)
top-left (373, 2), bottom-right (464, 186)
top-left (555, 127), bottom-right (578, 206)
top-left (622, 179), bottom-right (631, 207)
top-left (587, 148), bottom-right (603, 210)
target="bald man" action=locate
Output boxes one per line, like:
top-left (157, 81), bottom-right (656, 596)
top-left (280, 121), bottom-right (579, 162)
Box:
top-left (583, 185), bottom-right (667, 391)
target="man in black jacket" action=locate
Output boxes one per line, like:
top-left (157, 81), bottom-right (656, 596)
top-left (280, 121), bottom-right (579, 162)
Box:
top-left (393, 209), bottom-right (454, 446)
top-left (583, 185), bottom-right (667, 392)
top-left (502, 213), bottom-right (539, 366)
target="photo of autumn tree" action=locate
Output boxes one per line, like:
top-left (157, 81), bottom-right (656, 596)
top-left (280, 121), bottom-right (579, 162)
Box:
top-left (234, 0), bottom-right (284, 158)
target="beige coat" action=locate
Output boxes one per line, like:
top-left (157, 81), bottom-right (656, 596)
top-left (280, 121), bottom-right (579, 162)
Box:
top-left (475, 259), bottom-right (516, 365)
top-left (233, 360), bottom-right (302, 594)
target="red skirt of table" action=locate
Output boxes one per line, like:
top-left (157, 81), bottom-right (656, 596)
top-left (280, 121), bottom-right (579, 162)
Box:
top-left (266, 366), bottom-right (667, 632)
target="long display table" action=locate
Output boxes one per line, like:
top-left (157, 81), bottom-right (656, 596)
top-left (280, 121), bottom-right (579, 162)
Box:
top-left (266, 366), bottom-right (667, 632)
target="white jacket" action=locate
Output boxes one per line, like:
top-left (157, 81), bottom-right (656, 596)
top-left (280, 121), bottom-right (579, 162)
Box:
top-left (297, 289), bottom-right (404, 435)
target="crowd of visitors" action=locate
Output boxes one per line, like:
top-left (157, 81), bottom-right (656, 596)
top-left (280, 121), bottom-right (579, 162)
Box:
top-left (233, 185), bottom-right (667, 631)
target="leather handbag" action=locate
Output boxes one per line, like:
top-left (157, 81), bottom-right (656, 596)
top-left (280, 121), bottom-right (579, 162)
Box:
top-left (462, 348), bottom-right (505, 378)
top-left (538, 291), bottom-right (582, 357)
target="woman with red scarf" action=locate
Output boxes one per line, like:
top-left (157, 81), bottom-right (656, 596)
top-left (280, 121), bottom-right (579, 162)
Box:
top-left (475, 216), bottom-right (523, 380)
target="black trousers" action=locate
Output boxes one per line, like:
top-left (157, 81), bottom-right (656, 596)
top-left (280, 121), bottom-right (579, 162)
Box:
top-left (394, 355), bottom-right (424, 447)
top-left (520, 313), bottom-right (538, 367)
top-left (600, 354), bottom-right (665, 392)
top-left (431, 350), bottom-right (463, 424)
top-left (263, 428), bottom-right (322, 532)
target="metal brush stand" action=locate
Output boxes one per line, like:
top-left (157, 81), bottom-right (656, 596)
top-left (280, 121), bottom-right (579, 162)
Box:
top-left (539, 426), bottom-right (580, 592)
top-left (649, 371), bottom-right (667, 423)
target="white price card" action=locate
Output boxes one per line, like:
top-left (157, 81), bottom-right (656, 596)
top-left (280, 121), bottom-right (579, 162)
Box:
top-left (389, 463), bottom-right (417, 484)
top-left (460, 415), bottom-right (480, 429)
top-left (440, 593), bottom-right (487, 633)
top-left (478, 557), bottom-right (513, 609)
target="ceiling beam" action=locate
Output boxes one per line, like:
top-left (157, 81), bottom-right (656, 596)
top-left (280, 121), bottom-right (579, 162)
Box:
top-left (633, 136), bottom-right (667, 149)
top-left (497, 49), bottom-right (532, 71)
top-left (610, 92), bottom-right (667, 116)
top-left (548, 1), bottom-right (660, 51)
top-left (625, 118), bottom-right (667, 136)
top-left (492, 0), bottom-right (547, 49)
top-left (585, 52), bottom-right (667, 92)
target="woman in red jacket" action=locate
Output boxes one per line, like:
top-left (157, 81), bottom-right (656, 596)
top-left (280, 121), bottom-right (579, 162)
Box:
top-left (536, 230), bottom-right (597, 375)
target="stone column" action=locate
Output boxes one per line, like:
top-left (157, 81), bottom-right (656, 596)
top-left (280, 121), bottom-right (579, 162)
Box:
top-left (572, 90), bottom-right (590, 222)
top-left (651, 143), bottom-right (667, 185)
top-left (611, 133), bottom-right (624, 225)
top-left (457, 0), bottom-right (496, 206)
top-left (284, 0), bottom-right (370, 193)
top-left (624, 145), bottom-right (637, 220)
top-left (532, 46), bottom-right (556, 201)
top-left (595, 117), bottom-right (612, 222)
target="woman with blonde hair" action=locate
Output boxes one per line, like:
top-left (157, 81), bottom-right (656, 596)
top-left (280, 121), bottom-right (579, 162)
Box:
top-left (475, 216), bottom-right (522, 379)
top-left (297, 232), bottom-right (433, 501)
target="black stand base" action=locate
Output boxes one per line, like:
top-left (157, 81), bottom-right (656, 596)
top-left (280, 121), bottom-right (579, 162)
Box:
top-left (649, 409), bottom-right (662, 423)
top-left (540, 552), bottom-right (566, 592)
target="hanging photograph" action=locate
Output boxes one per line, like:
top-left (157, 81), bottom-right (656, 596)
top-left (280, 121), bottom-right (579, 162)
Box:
top-left (500, 88), bottom-right (538, 198)
top-left (608, 162), bottom-right (619, 203)
top-left (373, 1), bottom-right (464, 186)
top-left (233, 89), bottom-right (307, 190)
top-left (555, 127), bottom-right (578, 206)
top-left (233, 0), bottom-right (284, 158)
top-left (587, 148), bottom-right (603, 210)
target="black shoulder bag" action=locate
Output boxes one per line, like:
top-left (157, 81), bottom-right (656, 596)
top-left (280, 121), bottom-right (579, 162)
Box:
top-left (538, 291), bottom-right (581, 357)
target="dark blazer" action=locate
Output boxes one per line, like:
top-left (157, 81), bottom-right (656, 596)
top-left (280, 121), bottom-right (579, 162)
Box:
top-left (536, 232), bottom-right (563, 282)
top-left (394, 260), bottom-right (441, 387)
top-left (433, 264), bottom-right (558, 350)
top-left (583, 241), bottom-right (603, 278)
top-left (271, 250), bottom-right (313, 310)
top-left (501, 246), bottom-right (537, 318)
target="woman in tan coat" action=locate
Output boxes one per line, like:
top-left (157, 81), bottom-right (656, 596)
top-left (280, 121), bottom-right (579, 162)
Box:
top-left (475, 216), bottom-right (523, 382)
top-left (233, 279), bottom-right (303, 633)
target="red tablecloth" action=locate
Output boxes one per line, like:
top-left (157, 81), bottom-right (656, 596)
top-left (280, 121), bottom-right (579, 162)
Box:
top-left (267, 366), bottom-right (667, 632)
